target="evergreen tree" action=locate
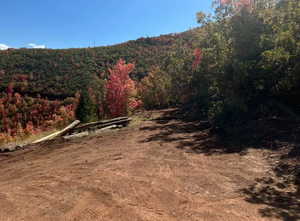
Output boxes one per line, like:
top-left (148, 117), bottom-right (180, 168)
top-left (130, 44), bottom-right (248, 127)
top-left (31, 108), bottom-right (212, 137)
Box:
top-left (75, 89), bottom-right (97, 123)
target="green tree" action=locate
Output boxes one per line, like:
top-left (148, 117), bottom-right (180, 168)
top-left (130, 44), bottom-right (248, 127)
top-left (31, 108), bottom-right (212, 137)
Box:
top-left (75, 89), bottom-right (98, 123)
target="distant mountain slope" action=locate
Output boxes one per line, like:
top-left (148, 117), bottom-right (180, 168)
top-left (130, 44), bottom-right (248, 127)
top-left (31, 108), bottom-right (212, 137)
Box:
top-left (0, 29), bottom-right (199, 99)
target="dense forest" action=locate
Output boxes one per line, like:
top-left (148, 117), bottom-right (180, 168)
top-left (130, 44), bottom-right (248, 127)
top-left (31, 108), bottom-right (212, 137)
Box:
top-left (0, 30), bottom-right (198, 98)
top-left (189, 0), bottom-right (300, 140)
top-left (0, 0), bottom-right (299, 145)
top-left (139, 0), bottom-right (300, 142)
top-left (140, 0), bottom-right (300, 139)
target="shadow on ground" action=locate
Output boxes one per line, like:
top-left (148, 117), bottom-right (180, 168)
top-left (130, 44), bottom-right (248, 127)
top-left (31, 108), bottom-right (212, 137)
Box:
top-left (242, 155), bottom-right (300, 221)
top-left (140, 109), bottom-right (300, 155)
top-left (140, 109), bottom-right (300, 221)
top-left (140, 109), bottom-right (227, 155)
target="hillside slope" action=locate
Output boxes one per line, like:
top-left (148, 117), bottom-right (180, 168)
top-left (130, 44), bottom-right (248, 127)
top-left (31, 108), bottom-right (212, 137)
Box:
top-left (0, 29), bottom-right (199, 99)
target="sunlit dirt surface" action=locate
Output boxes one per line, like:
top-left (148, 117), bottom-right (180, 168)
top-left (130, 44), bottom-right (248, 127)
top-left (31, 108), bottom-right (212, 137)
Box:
top-left (0, 110), bottom-right (289, 221)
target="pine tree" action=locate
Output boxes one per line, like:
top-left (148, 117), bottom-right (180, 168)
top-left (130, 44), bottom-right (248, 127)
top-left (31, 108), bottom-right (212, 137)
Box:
top-left (75, 89), bottom-right (98, 123)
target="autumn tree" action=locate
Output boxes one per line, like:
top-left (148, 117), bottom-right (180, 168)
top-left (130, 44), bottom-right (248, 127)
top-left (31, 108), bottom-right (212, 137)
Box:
top-left (105, 59), bottom-right (139, 117)
top-left (139, 66), bottom-right (172, 109)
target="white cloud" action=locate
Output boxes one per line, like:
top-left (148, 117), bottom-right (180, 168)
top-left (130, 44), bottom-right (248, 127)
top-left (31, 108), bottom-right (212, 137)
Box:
top-left (0, 44), bottom-right (9, 50)
top-left (28, 43), bottom-right (46, 49)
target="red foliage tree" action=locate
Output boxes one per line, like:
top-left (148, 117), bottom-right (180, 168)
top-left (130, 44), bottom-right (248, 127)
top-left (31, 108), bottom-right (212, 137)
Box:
top-left (6, 83), bottom-right (14, 99)
top-left (192, 48), bottom-right (203, 70)
top-left (105, 59), bottom-right (138, 117)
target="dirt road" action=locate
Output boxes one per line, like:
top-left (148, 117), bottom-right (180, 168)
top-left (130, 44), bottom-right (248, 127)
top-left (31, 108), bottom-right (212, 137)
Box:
top-left (0, 110), bottom-right (288, 220)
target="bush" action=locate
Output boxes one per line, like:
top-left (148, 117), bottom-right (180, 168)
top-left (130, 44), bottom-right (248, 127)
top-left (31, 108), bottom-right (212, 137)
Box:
top-left (139, 66), bottom-right (172, 109)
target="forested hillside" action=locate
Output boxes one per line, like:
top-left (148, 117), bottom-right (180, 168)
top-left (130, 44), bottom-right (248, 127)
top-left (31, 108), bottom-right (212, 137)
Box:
top-left (0, 30), bottom-right (198, 99)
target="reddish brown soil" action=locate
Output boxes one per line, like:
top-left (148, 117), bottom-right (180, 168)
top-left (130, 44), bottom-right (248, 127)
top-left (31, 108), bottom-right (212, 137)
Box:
top-left (0, 110), bottom-right (289, 220)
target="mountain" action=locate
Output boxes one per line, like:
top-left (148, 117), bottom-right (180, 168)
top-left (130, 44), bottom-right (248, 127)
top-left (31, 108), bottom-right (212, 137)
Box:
top-left (0, 29), bottom-right (199, 100)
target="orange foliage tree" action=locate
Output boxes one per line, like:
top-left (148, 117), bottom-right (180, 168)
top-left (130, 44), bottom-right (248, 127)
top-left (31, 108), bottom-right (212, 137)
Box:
top-left (138, 66), bottom-right (172, 109)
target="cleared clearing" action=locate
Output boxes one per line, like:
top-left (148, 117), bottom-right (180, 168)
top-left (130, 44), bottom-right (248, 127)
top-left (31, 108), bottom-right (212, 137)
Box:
top-left (0, 110), bottom-right (293, 221)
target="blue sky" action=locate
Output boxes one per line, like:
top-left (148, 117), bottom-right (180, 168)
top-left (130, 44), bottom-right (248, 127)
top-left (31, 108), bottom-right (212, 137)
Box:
top-left (0, 0), bottom-right (212, 49)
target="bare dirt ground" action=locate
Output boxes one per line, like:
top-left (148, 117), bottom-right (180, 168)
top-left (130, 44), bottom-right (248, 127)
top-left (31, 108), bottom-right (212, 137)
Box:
top-left (0, 109), bottom-right (298, 221)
